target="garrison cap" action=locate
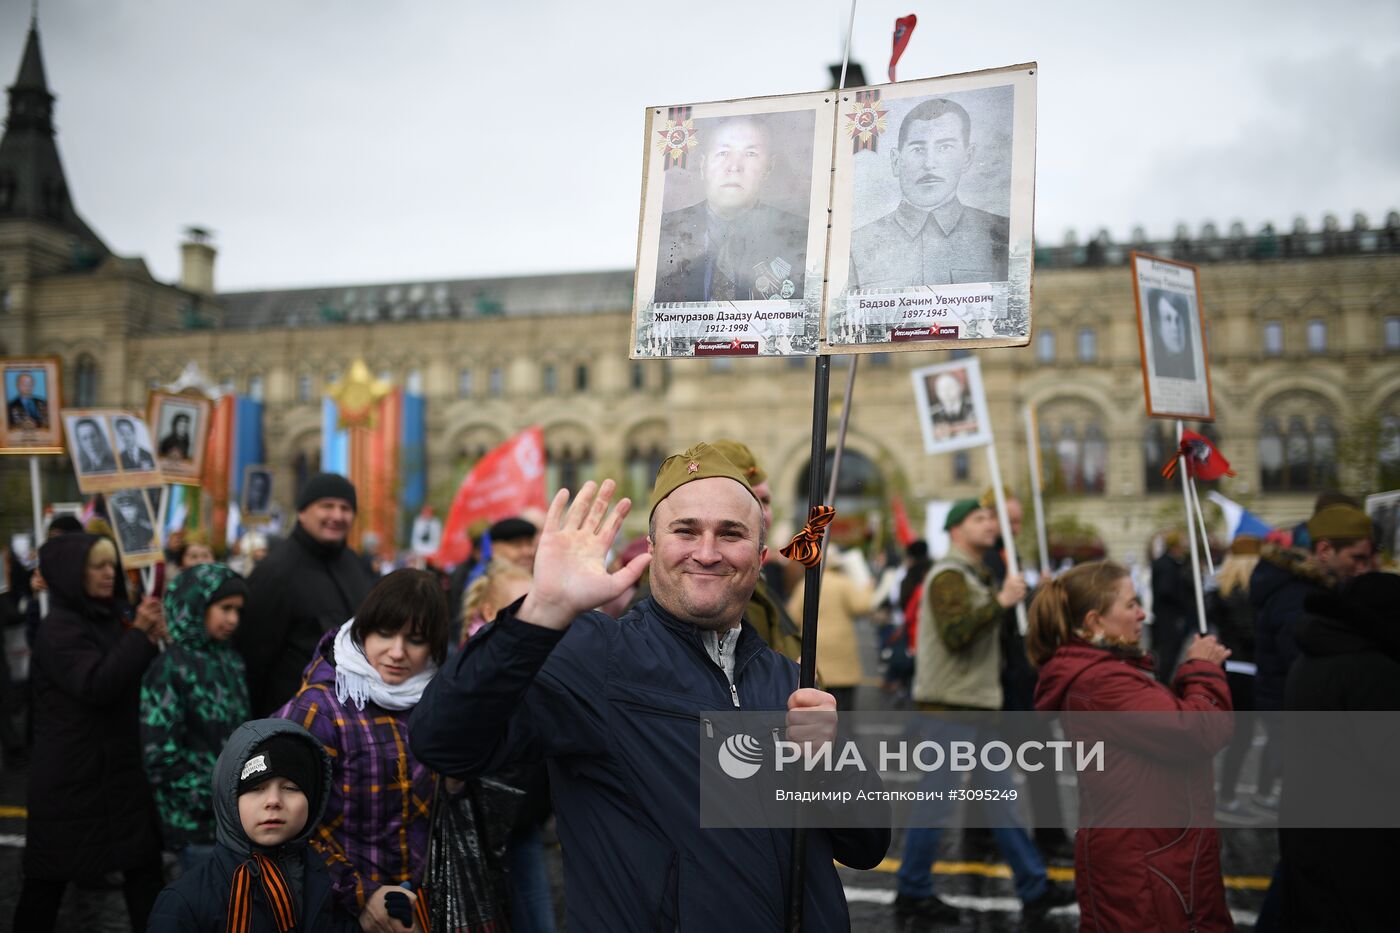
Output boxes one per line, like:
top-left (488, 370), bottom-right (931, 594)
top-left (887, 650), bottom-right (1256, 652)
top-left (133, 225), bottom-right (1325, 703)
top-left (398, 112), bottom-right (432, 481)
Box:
top-left (1306, 505), bottom-right (1372, 543)
top-left (710, 439), bottom-right (768, 485)
top-left (648, 443), bottom-right (758, 518)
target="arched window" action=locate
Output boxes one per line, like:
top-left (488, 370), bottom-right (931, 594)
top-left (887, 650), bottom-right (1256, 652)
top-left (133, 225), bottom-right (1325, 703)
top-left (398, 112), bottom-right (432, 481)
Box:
top-left (547, 443), bottom-right (595, 495)
top-left (795, 448), bottom-right (886, 530)
top-left (247, 374), bottom-right (265, 401)
top-left (1082, 424), bottom-right (1107, 493)
top-left (75, 354), bottom-right (98, 406)
top-left (1143, 422), bottom-right (1171, 492)
top-left (1036, 330), bottom-right (1056, 363)
top-left (1035, 398), bottom-right (1108, 495)
top-left (1312, 417), bottom-right (1338, 488)
top-left (1259, 394), bottom-right (1340, 493)
top-left (1258, 419), bottom-right (1284, 490)
top-left (542, 365), bottom-right (558, 395)
top-left (1380, 415), bottom-right (1400, 490)
top-left (574, 364), bottom-right (589, 392)
top-left (1285, 416), bottom-right (1311, 488)
top-left (457, 368), bottom-right (473, 399)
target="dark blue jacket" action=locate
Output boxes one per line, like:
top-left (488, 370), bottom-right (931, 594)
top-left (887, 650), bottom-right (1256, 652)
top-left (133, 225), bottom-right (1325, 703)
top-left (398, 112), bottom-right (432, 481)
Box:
top-left (147, 719), bottom-right (358, 933)
top-left (1250, 547), bottom-right (1330, 711)
top-left (410, 596), bottom-right (889, 933)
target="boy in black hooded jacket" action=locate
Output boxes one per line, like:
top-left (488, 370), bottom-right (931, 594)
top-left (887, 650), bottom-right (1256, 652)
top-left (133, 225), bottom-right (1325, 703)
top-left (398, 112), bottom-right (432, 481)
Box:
top-left (148, 718), bottom-right (362, 932)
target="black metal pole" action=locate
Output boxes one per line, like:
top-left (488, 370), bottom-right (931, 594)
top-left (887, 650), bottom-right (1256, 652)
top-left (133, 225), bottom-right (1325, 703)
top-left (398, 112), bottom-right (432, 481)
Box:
top-left (787, 354), bottom-right (831, 932)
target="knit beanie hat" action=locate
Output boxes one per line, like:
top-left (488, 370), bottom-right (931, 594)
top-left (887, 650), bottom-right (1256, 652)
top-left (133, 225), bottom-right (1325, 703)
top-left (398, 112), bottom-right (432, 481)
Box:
top-left (296, 473), bottom-right (357, 512)
top-left (238, 734), bottom-right (321, 813)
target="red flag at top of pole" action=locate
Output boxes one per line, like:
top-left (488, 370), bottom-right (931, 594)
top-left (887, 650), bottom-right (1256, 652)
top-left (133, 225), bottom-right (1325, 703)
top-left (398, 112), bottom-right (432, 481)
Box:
top-left (889, 15), bottom-right (917, 82)
top-left (434, 427), bottom-right (548, 568)
top-left (1162, 429), bottom-right (1236, 482)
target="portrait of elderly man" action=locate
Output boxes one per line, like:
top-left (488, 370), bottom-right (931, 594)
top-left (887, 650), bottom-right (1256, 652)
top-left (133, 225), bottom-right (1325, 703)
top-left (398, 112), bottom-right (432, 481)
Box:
top-left (654, 115), bottom-right (809, 304)
top-left (1147, 288), bottom-right (1198, 380)
top-left (849, 96), bottom-right (1009, 290)
top-left (927, 370), bottom-right (978, 441)
top-left (7, 371), bottom-right (49, 430)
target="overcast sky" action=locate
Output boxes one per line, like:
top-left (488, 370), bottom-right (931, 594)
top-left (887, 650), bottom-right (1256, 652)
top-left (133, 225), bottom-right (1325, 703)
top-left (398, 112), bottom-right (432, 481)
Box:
top-left (3, 0), bottom-right (1398, 291)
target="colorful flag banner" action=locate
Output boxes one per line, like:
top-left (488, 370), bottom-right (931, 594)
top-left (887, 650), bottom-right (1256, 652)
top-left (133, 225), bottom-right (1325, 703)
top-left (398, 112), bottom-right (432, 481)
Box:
top-left (434, 426), bottom-right (548, 568)
top-left (1206, 491), bottom-right (1273, 541)
top-left (1162, 429), bottom-right (1235, 481)
top-left (891, 495), bottom-right (916, 547)
top-left (321, 397), bottom-right (350, 476)
top-left (400, 391), bottom-right (427, 523)
top-left (889, 14), bottom-right (917, 82)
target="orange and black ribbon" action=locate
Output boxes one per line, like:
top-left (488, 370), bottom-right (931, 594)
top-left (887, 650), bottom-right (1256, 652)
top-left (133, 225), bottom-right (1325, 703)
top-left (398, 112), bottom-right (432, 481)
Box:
top-left (227, 852), bottom-right (297, 933)
top-left (781, 505), bottom-right (837, 568)
top-left (414, 890), bottom-right (433, 932)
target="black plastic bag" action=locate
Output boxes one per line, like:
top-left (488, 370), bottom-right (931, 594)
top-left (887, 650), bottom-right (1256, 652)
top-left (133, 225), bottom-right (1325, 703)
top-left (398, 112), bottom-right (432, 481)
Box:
top-left (420, 776), bottom-right (525, 933)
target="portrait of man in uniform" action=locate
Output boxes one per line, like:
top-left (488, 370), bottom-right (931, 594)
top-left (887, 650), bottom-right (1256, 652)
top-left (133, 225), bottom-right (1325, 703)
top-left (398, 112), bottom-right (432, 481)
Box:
top-left (114, 416), bottom-right (156, 471)
top-left (654, 114), bottom-right (810, 304)
top-left (925, 369), bottom-right (979, 442)
top-left (1146, 288), bottom-right (1198, 380)
top-left (848, 95), bottom-right (1010, 290)
top-left (7, 371), bottom-right (49, 430)
top-left (243, 467), bottom-right (273, 516)
top-left (109, 488), bottom-right (158, 558)
top-left (69, 416), bottom-right (117, 476)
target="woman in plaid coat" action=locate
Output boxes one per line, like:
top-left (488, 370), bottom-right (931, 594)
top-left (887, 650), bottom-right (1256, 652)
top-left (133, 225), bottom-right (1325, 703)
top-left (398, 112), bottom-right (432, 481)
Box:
top-left (279, 570), bottom-right (447, 932)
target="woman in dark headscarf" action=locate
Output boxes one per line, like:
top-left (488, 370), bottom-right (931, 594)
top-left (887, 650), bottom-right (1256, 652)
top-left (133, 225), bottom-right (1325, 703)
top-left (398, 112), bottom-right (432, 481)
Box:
top-left (12, 533), bottom-right (168, 933)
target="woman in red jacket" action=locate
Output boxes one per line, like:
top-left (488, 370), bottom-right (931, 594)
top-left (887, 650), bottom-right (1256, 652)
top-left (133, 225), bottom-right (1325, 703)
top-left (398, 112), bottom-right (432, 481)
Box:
top-left (1028, 560), bottom-right (1235, 932)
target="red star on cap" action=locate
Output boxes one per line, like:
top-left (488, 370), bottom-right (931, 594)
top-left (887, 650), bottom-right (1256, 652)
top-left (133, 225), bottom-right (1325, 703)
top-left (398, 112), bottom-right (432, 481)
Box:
top-left (687, 460), bottom-right (699, 474)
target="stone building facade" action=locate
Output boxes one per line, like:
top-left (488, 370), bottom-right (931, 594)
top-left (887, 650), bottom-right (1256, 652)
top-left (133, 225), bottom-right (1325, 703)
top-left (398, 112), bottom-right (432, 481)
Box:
top-left (3, 26), bottom-right (1399, 560)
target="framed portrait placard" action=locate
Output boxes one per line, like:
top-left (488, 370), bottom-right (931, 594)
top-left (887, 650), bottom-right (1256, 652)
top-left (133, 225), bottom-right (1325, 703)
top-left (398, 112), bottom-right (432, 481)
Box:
top-left (0, 356), bottom-right (64, 454)
top-left (242, 464), bottom-right (274, 519)
top-left (148, 390), bottom-right (212, 484)
top-left (61, 409), bottom-right (163, 493)
top-left (105, 488), bottom-right (162, 569)
top-left (910, 356), bottom-right (993, 455)
top-left (1130, 252), bottom-right (1214, 421)
top-left (632, 91), bottom-right (836, 358)
top-left (826, 63), bottom-right (1037, 354)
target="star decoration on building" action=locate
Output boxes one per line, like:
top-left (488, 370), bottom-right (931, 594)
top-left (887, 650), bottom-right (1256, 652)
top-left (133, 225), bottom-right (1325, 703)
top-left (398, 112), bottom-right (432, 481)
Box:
top-left (328, 359), bottom-right (392, 430)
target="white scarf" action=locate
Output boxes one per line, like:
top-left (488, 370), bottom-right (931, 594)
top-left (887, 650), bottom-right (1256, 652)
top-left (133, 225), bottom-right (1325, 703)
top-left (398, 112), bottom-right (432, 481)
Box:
top-left (332, 619), bottom-right (437, 711)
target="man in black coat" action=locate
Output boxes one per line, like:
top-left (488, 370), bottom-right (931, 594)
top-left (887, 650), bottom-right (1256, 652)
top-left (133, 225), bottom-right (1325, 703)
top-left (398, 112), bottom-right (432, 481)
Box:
top-left (234, 473), bottom-right (376, 716)
top-left (1279, 572), bottom-right (1398, 931)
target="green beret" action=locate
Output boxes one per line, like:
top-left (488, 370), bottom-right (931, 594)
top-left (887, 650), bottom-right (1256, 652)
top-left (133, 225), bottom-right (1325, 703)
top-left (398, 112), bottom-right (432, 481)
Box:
top-left (944, 497), bottom-right (983, 531)
top-left (1306, 505), bottom-right (1372, 542)
top-left (649, 442), bottom-right (758, 518)
top-left (710, 439), bottom-right (767, 485)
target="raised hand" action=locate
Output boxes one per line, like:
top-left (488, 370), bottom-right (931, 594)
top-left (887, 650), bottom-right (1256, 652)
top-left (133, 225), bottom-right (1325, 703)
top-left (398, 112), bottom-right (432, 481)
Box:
top-left (517, 479), bottom-right (652, 631)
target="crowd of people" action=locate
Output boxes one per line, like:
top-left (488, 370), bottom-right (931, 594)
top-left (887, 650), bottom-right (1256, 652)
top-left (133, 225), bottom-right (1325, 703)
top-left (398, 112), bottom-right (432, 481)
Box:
top-left (0, 439), bottom-right (1393, 932)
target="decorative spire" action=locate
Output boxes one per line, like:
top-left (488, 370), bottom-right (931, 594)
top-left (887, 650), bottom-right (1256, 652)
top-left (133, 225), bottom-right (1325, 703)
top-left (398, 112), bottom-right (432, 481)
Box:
top-left (0, 22), bottom-right (109, 262)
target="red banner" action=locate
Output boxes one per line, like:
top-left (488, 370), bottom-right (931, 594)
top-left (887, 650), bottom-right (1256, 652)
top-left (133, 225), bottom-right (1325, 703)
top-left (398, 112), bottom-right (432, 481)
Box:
top-left (889, 15), bottom-right (917, 82)
top-left (891, 495), bottom-right (916, 547)
top-left (434, 426), bottom-right (548, 567)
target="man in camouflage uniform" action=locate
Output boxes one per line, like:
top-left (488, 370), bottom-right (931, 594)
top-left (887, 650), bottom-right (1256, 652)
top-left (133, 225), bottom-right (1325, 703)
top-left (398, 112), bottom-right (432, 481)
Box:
top-left (894, 499), bottom-right (1072, 927)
